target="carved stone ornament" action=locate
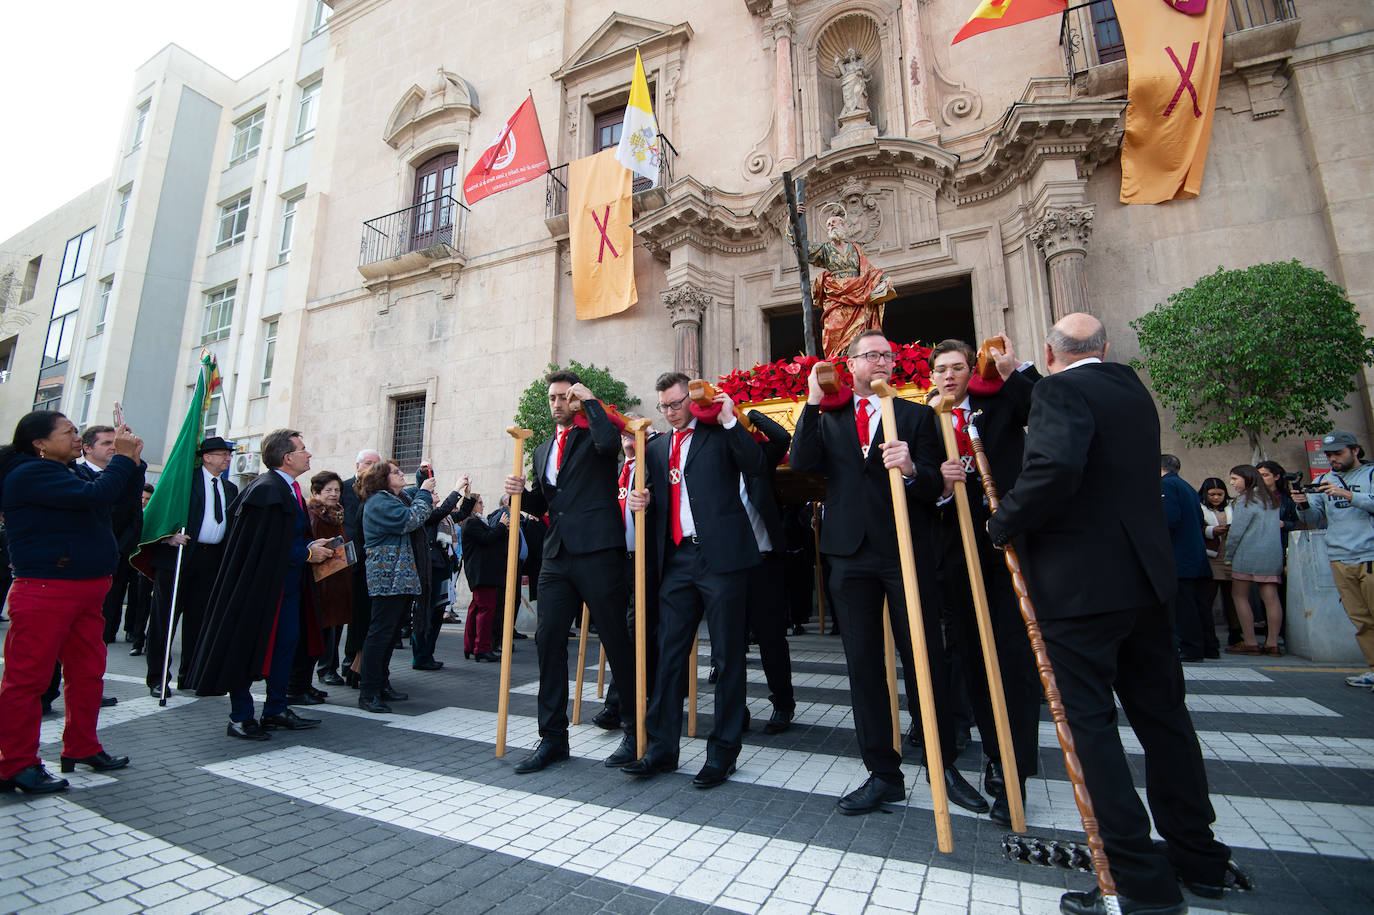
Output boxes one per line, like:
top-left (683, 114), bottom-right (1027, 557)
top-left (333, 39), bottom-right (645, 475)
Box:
top-left (1029, 206), bottom-right (1094, 259)
top-left (661, 282), bottom-right (712, 325)
top-left (828, 178), bottom-right (882, 247)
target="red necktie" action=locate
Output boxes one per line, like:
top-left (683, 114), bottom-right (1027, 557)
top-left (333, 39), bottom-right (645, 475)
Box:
top-left (291, 480), bottom-right (306, 511)
top-left (855, 398), bottom-right (871, 449)
top-left (555, 427), bottom-right (570, 470)
top-left (669, 428), bottom-right (693, 545)
top-left (618, 460), bottom-right (633, 525)
top-left (952, 407), bottom-right (973, 460)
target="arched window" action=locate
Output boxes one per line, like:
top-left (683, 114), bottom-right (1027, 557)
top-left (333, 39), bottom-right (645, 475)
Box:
top-left (412, 150), bottom-right (460, 249)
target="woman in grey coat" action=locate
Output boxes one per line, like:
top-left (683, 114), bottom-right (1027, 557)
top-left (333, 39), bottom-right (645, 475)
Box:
top-left (358, 460), bottom-right (434, 712)
top-left (1224, 464), bottom-right (1284, 656)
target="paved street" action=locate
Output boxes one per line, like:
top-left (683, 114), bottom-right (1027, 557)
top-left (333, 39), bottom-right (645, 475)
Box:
top-left (3, 620), bottom-right (1372, 914)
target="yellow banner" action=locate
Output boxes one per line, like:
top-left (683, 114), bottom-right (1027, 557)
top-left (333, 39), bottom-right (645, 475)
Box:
top-left (571, 149), bottom-right (637, 319)
top-left (1117, 1), bottom-right (1227, 204)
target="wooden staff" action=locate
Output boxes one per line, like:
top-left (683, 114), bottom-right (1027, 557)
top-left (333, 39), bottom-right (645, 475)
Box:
top-left (573, 604), bottom-right (592, 725)
top-left (688, 634), bottom-right (699, 738)
top-left (925, 389), bottom-right (1025, 832)
top-left (687, 379), bottom-right (757, 435)
top-left (496, 425), bottom-right (532, 758)
top-left (883, 600), bottom-right (900, 754)
top-left (870, 378), bottom-right (952, 853)
top-left (597, 647), bottom-right (606, 698)
top-left (812, 504), bottom-right (826, 634)
top-left (967, 419), bottom-right (1117, 897)
top-left (625, 415), bottom-right (653, 757)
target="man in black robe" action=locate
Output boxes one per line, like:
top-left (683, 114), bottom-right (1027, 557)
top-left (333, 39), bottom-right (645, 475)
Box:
top-left (184, 429), bottom-right (333, 739)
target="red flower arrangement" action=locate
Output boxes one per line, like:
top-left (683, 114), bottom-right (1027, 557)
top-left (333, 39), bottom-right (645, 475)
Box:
top-left (717, 342), bottom-right (933, 404)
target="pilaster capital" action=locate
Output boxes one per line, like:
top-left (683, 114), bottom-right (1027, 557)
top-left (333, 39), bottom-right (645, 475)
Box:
top-left (661, 282), bottom-right (712, 326)
top-left (1029, 205), bottom-right (1094, 260)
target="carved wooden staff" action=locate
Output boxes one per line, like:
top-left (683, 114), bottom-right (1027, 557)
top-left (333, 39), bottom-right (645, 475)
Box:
top-left (925, 389), bottom-right (1025, 833)
top-left (496, 425), bottom-right (533, 758)
top-left (573, 604), bottom-right (593, 725)
top-left (966, 418), bottom-right (1117, 897)
top-left (625, 416), bottom-right (653, 757)
top-left (598, 645), bottom-right (607, 698)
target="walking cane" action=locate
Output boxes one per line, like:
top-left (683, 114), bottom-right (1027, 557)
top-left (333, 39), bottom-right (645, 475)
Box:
top-left (156, 529), bottom-right (187, 707)
top-left (625, 415), bottom-right (653, 758)
top-left (495, 426), bottom-right (532, 758)
top-left (883, 599), bottom-right (900, 754)
top-left (573, 604), bottom-right (591, 725)
top-left (869, 378), bottom-right (953, 853)
top-left (966, 419), bottom-right (1117, 898)
top-left (926, 390), bottom-right (1025, 832)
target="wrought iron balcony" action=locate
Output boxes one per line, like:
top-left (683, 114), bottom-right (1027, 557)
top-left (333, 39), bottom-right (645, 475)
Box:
top-left (544, 134), bottom-right (679, 229)
top-left (359, 195), bottom-right (469, 268)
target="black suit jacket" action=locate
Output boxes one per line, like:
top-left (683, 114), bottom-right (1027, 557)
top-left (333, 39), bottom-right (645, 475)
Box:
top-left (523, 400), bottom-right (623, 560)
top-left (461, 516), bottom-right (509, 589)
top-left (341, 476), bottom-right (364, 552)
top-left (743, 410), bottom-right (791, 550)
top-left (966, 366), bottom-right (1039, 494)
top-left (151, 469), bottom-right (239, 571)
top-left (73, 460), bottom-right (147, 556)
top-left (986, 362), bottom-right (1175, 618)
top-left (789, 396), bottom-right (944, 558)
top-left (644, 418), bottom-right (769, 575)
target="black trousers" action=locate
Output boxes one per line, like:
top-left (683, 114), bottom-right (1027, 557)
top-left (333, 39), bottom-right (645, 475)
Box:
top-left (342, 563), bottom-right (370, 669)
top-left (1172, 577), bottom-right (1217, 659)
top-left (534, 548), bottom-right (633, 740)
top-left (361, 594), bottom-right (412, 696)
top-left (317, 626), bottom-right (343, 675)
top-left (101, 557), bottom-right (135, 643)
top-left (125, 573), bottom-right (152, 646)
top-left (783, 549), bottom-right (815, 627)
top-left (826, 547), bottom-right (954, 781)
top-left (745, 552), bottom-right (794, 713)
top-left (939, 528), bottom-right (1042, 779)
top-left (146, 543), bottom-right (223, 689)
top-left (645, 541), bottom-right (749, 765)
top-left (411, 567), bottom-right (450, 664)
top-left (604, 553), bottom-right (659, 720)
top-left (1040, 603), bottom-right (1229, 904)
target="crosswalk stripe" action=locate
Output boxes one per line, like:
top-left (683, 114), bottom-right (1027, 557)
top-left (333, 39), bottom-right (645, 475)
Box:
top-left (41, 694), bottom-right (198, 747)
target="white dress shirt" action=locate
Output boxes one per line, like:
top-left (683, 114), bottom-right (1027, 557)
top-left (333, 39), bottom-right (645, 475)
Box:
top-left (197, 467), bottom-right (229, 545)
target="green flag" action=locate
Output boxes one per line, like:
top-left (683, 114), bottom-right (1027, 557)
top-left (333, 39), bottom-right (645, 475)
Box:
top-left (130, 352), bottom-right (221, 578)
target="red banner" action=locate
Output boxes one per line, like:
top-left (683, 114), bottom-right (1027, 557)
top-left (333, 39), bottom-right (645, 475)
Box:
top-left (463, 94), bottom-right (550, 205)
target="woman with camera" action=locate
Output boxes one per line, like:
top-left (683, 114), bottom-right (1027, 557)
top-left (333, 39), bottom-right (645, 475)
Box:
top-left (1224, 465), bottom-right (1285, 655)
top-left (0, 411), bottom-right (145, 794)
top-left (358, 460), bottom-right (434, 712)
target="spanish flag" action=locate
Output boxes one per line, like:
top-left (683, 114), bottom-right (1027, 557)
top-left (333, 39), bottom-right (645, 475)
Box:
top-left (1116, 0), bottom-right (1228, 203)
top-left (614, 50), bottom-right (662, 186)
top-left (951, 0), bottom-right (1065, 45)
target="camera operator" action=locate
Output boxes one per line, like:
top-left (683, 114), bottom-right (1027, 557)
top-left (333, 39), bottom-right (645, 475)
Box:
top-left (1293, 429), bottom-right (1374, 688)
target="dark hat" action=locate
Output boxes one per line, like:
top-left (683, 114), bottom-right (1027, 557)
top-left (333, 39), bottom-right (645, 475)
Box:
top-left (1321, 429), bottom-right (1359, 452)
top-left (197, 436), bottom-right (234, 455)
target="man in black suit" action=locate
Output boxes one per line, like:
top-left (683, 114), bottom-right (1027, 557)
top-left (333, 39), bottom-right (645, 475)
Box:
top-left (622, 372), bottom-right (769, 789)
top-left (928, 336), bottom-right (1043, 827)
top-left (987, 314), bottom-right (1233, 915)
top-left (503, 371), bottom-right (640, 773)
top-left (789, 330), bottom-right (985, 815)
top-left (76, 426), bottom-right (144, 645)
top-left (144, 436), bottom-right (238, 699)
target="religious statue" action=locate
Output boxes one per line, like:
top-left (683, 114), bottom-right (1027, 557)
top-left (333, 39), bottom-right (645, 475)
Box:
top-left (835, 47), bottom-right (870, 118)
top-left (789, 203), bottom-right (896, 359)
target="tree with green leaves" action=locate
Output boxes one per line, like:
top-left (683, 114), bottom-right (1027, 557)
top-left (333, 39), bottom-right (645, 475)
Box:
top-left (1131, 260), bottom-right (1374, 461)
top-left (512, 360), bottom-right (641, 475)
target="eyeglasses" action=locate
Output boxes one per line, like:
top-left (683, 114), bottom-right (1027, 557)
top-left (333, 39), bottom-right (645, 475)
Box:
top-left (930, 363), bottom-right (969, 375)
top-left (854, 351), bottom-right (896, 364)
top-left (656, 395), bottom-right (689, 413)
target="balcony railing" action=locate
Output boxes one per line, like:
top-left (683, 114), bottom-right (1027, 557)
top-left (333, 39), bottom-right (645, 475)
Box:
top-left (544, 134), bottom-right (678, 220)
top-left (359, 195), bottom-right (469, 267)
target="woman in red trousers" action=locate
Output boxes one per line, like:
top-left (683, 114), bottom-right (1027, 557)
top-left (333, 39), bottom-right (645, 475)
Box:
top-left (0, 411), bottom-right (144, 794)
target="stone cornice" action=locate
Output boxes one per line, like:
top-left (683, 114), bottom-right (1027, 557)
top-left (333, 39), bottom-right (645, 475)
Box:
top-left (633, 176), bottom-right (772, 262)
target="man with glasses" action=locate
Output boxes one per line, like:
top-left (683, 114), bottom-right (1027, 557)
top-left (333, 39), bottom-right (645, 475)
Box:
top-left (790, 330), bottom-right (986, 815)
top-left (623, 372), bottom-right (768, 788)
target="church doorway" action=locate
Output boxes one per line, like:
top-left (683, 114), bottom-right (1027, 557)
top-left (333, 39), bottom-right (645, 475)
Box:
top-left (882, 274), bottom-right (975, 348)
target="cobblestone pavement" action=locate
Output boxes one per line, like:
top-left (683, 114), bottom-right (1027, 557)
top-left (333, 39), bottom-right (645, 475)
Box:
top-left (3, 619), bottom-right (1372, 914)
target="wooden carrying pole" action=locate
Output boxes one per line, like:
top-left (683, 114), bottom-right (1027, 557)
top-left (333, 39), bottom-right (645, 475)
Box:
top-left (782, 171), bottom-right (819, 357)
top-left (883, 600), bottom-right (900, 754)
top-left (495, 426), bottom-right (532, 758)
top-left (870, 378), bottom-right (953, 853)
top-left (626, 415), bottom-right (653, 757)
top-left (597, 647), bottom-right (607, 698)
top-left (926, 390), bottom-right (1025, 832)
top-left (688, 634), bottom-right (699, 737)
top-left (812, 505), bottom-right (826, 634)
top-left (573, 605), bottom-right (592, 725)
top-left (967, 421), bottom-right (1117, 896)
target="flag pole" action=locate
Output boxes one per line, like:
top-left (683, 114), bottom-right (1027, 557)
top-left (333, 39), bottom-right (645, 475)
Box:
top-left (157, 528), bottom-right (186, 707)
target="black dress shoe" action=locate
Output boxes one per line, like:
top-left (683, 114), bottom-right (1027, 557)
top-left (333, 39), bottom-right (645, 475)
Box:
top-left (514, 739), bottom-right (570, 774)
top-left (693, 761), bottom-right (736, 789)
top-left (984, 759), bottom-right (1005, 797)
top-left (513, 631), bottom-right (528, 639)
top-left (622, 754), bottom-right (678, 779)
top-left (285, 693), bottom-right (325, 706)
top-left (0, 764), bottom-right (69, 794)
top-left (379, 686), bottom-right (408, 701)
top-left (1059, 887), bottom-right (1186, 915)
top-left (261, 708), bottom-right (321, 730)
top-left (905, 723), bottom-right (923, 748)
top-left (358, 695), bottom-right (392, 714)
top-left (603, 735), bottom-right (637, 768)
top-left (101, 696), bottom-right (118, 708)
top-left (473, 651), bottom-right (500, 662)
top-left (306, 685), bottom-right (327, 700)
top-left (412, 659), bottom-right (444, 671)
top-left (838, 775), bottom-right (904, 814)
top-left (343, 669), bottom-right (361, 688)
top-left (592, 707), bottom-right (622, 730)
top-left (60, 751), bottom-right (130, 773)
top-left (149, 685), bottom-right (173, 700)
top-left (707, 666), bottom-right (719, 684)
top-left (933, 767), bottom-right (988, 813)
top-left (792, 624), bottom-right (806, 636)
top-left (318, 670), bottom-right (346, 686)
top-left (129, 643), bottom-right (144, 656)
top-left (1151, 840), bottom-right (1253, 898)
top-left (762, 706), bottom-right (793, 735)
top-left (227, 719), bottom-right (270, 741)
top-left (989, 779), bottom-right (1024, 828)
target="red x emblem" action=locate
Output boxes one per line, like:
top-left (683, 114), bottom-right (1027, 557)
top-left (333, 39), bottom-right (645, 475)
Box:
top-left (591, 206), bottom-right (620, 262)
top-left (1163, 42), bottom-right (1201, 118)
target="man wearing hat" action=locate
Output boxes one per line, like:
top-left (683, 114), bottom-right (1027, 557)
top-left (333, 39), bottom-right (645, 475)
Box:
top-left (144, 436), bottom-right (238, 698)
top-left (1294, 429), bottom-right (1374, 688)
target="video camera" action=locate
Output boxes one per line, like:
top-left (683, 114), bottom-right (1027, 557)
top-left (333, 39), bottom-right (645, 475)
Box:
top-left (1287, 471), bottom-right (1328, 494)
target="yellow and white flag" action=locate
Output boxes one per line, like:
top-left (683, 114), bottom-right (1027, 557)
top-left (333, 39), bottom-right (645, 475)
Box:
top-left (614, 50), bottom-right (661, 186)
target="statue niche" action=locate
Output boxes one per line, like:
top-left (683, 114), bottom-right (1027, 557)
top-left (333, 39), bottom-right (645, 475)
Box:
top-left (817, 13), bottom-right (883, 150)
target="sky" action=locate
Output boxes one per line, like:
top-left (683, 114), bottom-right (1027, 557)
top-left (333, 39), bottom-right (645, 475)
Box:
top-left (0, 1), bottom-right (300, 243)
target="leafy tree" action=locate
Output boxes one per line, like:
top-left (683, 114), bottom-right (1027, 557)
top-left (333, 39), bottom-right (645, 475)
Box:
top-left (1131, 260), bottom-right (1374, 461)
top-left (512, 360), bottom-right (640, 475)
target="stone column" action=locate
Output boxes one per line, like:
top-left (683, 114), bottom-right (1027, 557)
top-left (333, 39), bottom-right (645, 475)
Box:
top-left (1029, 206), bottom-right (1094, 320)
top-left (899, 0), bottom-right (938, 138)
top-left (770, 11), bottom-right (798, 169)
top-left (661, 282), bottom-right (712, 378)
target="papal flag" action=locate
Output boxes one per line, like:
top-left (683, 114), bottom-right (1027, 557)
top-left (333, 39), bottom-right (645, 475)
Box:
top-left (951, 0), bottom-right (1065, 45)
top-left (130, 351), bottom-right (222, 579)
top-left (571, 149), bottom-right (636, 320)
top-left (1116, 0), bottom-right (1228, 203)
top-left (613, 50), bottom-right (661, 186)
